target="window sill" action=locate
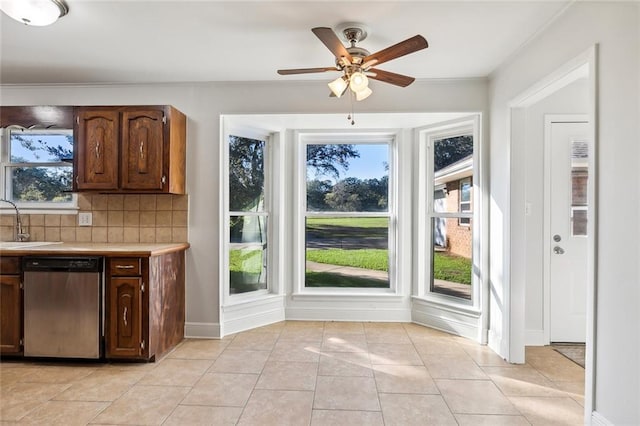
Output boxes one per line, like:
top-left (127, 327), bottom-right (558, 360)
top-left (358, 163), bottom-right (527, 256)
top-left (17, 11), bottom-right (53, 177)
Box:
top-left (292, 291), bottom-right (405, 302)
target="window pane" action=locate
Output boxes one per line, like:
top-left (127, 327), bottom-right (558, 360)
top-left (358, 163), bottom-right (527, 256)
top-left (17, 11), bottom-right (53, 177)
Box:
top-left (432, 136), bottom-right (473, 214)
top-left (572, 208), bottom-right (587, 236)
top-left (229, 215), bottom-right (267, 294)
top-left (460, 179), bottom-right (471, 203)
top-left (229, 135), bottom-right (265, 212)
top-left (305, 216), bottom-right (389, 288)
top-left (431, 218), bottom-right (472, 300)
top-left (307, 144), bottom-right (388, 212)
top-left (10, 166), bottom-right (73, 202)
top-left (433, 135), bottom-right (473, 172)
top-left (10, 130), bottom-right (73, 163)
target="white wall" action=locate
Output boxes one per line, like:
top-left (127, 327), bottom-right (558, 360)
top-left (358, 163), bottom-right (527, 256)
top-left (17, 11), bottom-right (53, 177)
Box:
top-left (489, 2), bottom-right (639, 423)
top-left (524, 79), bottom-right (588, 342)
top-left (0, 78), bottom-right (488, 338)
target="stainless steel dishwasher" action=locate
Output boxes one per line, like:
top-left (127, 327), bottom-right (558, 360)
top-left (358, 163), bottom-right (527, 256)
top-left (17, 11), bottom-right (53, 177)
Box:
top-left (23, 257), bottom-right (103, 359)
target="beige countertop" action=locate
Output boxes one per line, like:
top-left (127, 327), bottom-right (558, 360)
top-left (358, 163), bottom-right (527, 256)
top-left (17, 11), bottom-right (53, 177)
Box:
top-left (0, 242), bottom-right (190, 257)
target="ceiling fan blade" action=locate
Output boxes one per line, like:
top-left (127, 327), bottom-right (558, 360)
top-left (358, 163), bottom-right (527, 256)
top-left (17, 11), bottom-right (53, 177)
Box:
top-left (368, 68), bottom-right (415, 87)
top-left (312, 27), bottom-right (353, 63)
top-left (363, 35), bottom-right (428, 67)
top-left (277, 67), bottom-right (338, 75)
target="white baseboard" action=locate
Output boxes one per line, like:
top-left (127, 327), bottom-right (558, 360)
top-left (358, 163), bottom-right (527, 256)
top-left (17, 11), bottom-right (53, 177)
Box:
top-left (222, 308), bottom-right (285, 336)
top-left (411, 299), bottom-right (481, 341)
top-left (184, 322), bottom-right (221, 339)
top-left (525, 329), bottom-right (546, 346)
top-left (221, 296), bottom-right (286, 336)
top-left (488, 329), bottom-right (508, 360)
top-left (591, 411), bottom-right (613, 426)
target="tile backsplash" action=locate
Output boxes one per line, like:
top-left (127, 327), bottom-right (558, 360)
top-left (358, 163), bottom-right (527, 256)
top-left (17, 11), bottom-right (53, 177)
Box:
top-left (0, 194), bottom-right (188, 243)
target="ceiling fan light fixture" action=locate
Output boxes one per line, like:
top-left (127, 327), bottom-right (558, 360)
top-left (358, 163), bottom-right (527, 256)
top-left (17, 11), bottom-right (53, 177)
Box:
top-left (349, 71), bottom-right (369, 92)
top-left (355, 87), bottom-right (373, 101)
top-left (0, 0), bottom-right (68, 26)
top-left (328, 76), bottom-right (348, 98)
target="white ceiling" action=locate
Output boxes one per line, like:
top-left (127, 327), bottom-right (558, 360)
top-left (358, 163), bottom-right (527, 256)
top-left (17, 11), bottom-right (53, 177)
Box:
top-left (0, 1), bottom-right (570, 85)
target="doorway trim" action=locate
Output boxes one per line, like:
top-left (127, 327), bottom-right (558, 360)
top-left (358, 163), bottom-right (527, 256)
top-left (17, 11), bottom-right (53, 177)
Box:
top-left (507, 45), bottom-right (598, 417)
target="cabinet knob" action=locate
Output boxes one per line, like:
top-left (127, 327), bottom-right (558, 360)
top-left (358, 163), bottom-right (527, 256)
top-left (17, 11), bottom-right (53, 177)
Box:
top-left (161, 175), bottom-right (166, 185)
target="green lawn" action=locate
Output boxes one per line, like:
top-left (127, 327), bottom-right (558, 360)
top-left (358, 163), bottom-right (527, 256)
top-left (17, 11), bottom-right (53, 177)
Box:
top-left (229, 249), bottom-right (263, 273)
top-left (432, 252), bottom-right (472, 285)
top-left (306, 249), bottom-right (472, 285)
top-left (306, 248), bottom-right (388, 271)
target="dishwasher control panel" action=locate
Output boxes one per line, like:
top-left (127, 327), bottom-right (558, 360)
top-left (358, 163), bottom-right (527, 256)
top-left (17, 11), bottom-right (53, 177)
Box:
top-left (23, 256), bottom-right (103, 273)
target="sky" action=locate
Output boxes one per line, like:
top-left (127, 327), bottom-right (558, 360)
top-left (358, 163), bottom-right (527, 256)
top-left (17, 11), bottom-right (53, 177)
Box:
top-left (309, 143), bottom-right (389, 183)
top-left (9, 132), bottom-right (73, 162)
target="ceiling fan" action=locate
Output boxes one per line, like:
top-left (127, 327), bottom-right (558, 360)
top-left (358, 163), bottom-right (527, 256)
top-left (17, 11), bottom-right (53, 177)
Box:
top-left (277, 24), bottom-right (429, 101)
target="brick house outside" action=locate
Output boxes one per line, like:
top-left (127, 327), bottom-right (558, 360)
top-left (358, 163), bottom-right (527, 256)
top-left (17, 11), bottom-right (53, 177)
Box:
top-left (434, 155), bottom-right (472, 259)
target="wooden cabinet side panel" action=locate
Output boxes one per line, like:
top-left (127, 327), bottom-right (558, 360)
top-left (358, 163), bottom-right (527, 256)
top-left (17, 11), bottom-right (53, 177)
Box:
top-left (107, 277), bottom-right (143, 358)
top-left (149, 251), bottom-right (185, 358)
top-left (76, 109), bottom-right (119, 190)
top-left (0, 275), bottom-right (22, 354)
top-left (167, 107), bottom-right (186, 194)
top-left (121, 110), bottom-right (165, 190)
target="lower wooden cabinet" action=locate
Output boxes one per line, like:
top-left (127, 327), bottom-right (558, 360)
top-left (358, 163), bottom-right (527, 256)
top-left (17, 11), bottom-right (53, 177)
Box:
top-left (0, 257), bottom-right (22, 355)
top-left (0, 248), bottom-right (185, 361)
top-left (108, 276), bottom-right (143, 358)
top-left (105, 251), bottom-right (185, 361)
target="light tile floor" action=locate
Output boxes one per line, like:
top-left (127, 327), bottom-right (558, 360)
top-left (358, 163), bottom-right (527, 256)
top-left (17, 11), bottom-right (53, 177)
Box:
top-left (0, 321), bottom-right (585, 425)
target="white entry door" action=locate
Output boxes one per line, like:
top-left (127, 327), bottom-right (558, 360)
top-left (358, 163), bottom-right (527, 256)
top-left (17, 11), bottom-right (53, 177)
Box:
top-left (547, 118), bottom-right (588, 343)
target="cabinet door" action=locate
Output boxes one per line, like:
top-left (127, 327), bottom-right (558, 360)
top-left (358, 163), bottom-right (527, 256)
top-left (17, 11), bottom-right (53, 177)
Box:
top-left (108, 277), bottom-right (143, 358)
top-left (121, 110), bottom-right (165, 190)
top-left (0, 275), bottom-right (22, 354)
top-left (76, 109), bottom-right (119, 190)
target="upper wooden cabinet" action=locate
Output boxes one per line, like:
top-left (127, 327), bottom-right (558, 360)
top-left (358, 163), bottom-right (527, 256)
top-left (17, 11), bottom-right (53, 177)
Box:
top-left (75, 109), bottom-right (120, 190)
top-left (74, 106), bottom-right (186, 194)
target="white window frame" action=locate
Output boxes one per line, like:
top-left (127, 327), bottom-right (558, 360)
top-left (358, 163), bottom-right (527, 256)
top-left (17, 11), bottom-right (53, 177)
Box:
top-left (416, 115), bottom-right (482, 310)
top-left (0, 127), bottom-right (77, 213)
top-left (222, 126), bottom-right (274, 306)
top-left (294, 130), bottom-right (398, 296)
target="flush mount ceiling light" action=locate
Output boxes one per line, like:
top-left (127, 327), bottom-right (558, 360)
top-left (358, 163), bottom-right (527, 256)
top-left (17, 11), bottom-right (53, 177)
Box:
top-left (278, 23), bottom-right (428, 124)
top-left (0, 0), bottom-right (69, 26)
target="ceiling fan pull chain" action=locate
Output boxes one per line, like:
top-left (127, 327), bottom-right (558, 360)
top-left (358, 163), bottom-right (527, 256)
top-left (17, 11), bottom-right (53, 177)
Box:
top-left (348, 90), bottom-right (355, 125)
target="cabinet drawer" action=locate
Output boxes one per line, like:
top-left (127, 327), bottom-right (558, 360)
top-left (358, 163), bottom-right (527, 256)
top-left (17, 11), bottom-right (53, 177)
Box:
top-left (0, 257), bottom-right (21, 275)
top-left (110, 258), bottom-right (141, 276)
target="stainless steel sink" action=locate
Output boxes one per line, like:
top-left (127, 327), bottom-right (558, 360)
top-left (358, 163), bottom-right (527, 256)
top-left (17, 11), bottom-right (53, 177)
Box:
top-left (0, 241), bottom-right (63, 250)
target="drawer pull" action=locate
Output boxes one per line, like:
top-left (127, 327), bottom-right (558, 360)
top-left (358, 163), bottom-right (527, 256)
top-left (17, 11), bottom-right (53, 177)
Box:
top-left (116, 265), bottom-right (135, 269)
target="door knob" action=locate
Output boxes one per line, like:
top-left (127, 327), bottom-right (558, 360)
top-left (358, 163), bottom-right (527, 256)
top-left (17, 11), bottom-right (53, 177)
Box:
top-left (553, 246), bottom-right (565, 254)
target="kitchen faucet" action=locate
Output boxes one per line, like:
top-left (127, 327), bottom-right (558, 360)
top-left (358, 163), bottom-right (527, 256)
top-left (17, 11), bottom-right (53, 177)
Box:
top-left (0, 199), bottom-right (30, 242)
